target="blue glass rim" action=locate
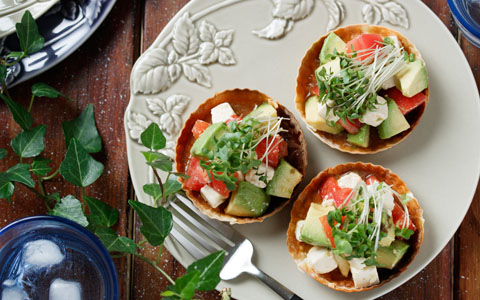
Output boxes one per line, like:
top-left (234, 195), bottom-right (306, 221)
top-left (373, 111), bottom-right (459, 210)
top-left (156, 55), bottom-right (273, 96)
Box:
top-left (0, 215), bottom-right (119, 299)
top-left (447, 0), bottom-right (480, 37)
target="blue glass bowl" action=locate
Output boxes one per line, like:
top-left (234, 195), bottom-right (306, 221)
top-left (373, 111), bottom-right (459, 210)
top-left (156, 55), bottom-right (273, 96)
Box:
top-left (448, 0), bottom-right (480, 47)
top-left (0, 215), bottom-right (119, 299)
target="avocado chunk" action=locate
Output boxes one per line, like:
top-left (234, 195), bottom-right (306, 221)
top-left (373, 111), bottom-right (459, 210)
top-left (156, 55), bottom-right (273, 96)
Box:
top-left (305, 96), bottom-right (343, 134)
top-left (376, 240), bottom-right (410, 269)
top-left (319, 33), bottom-right (346, 64)
top-left (299, 203), bottom-right (333, 247)
top-left (347, 124), bottom-right (370, 147)
top-left (334, 254), bottom-right (350, 277)
top-left (246, 103), bottom-right (277, 122)
top-left (395, 59), bottom-right (428, 97)
top-left (266, 159), bottom-right (303, 198)
top-left (225, 181), bottom-right (270, 217)
top-left (190, 122), bottom-right (227, 157)
top-left (315, 57), bottom-right (341, 79)
top-left (379, 213), bottom-right (395, 247)
top-left (378, 98), bottom-right (410, 139)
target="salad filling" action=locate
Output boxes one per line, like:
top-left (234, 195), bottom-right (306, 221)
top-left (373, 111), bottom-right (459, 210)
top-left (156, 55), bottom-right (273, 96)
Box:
top-left (296, 171), bottom-right (416, 289)
top-left (182, 101), bottom-right (303, 218)
top-left (299, 27), bottom-right (429, 152)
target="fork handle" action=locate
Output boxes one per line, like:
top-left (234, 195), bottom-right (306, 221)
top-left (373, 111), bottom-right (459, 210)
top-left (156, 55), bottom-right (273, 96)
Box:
top-left (246, 264), bottom-right (303, 300)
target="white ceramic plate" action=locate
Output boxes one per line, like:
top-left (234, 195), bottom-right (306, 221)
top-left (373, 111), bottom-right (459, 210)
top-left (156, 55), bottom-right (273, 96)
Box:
top-left (0, 0), bottom-right (59, 38)
top-left (124, 0), bottom-right (480, 299)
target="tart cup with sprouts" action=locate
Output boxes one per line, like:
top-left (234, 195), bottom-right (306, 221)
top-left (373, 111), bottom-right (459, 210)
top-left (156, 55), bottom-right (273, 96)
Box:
top-left (286, 162), bottom-right (424, 292)
top-left (296, 24), bottom-right (429, 154)
top-left (175, 89), bottom-right (308, 224)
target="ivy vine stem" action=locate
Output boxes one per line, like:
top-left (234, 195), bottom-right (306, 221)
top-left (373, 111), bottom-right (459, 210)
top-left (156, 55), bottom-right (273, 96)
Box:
top-left (134, 253), bottom-right (175, 285)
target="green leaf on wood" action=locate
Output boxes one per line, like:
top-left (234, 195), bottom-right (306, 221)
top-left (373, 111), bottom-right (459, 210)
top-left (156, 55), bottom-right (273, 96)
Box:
top-left (15, 10), bottom-right (44, 55)
top-left (0, 149), bottom-right (7, 160)
top-left (0, 65), bottom-right (6, 83)
top-left (95, 227), bottom-right (137, 254)
top-left (186, 250), bottom-right (225, 291)
top-left (31, 82), bottom-right (67, 99)
top-left (11, 125), bottom-right (46, 158)
top-left (170, 271), bottom-right (201, 300)
top-left (6, 163), bottom-right (35, 188)
top-left (0, 93), bottom-right (33, 130)
top-left (128, 200), bottom-right (172, 246)
top-left (85, 195), bottom-right (119, 228)
top-left (62, 104), bottom-right (102, 153)
top-left (0, 174), bottom-right (14, 200)
top-left (51, 195), bottom-right (89, 227)
top-left (143, 184), bottom-right (162, 202)
top-left (30, 157), bottom-right (52, 176)
top-left (141, 123), bottom-right (166, 150)
top-left (59, 139), bottom-right (104, 187)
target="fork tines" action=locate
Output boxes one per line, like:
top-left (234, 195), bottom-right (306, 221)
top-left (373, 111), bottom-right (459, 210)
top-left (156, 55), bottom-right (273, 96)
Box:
top-left (168, 193), bottom-right (245, 260)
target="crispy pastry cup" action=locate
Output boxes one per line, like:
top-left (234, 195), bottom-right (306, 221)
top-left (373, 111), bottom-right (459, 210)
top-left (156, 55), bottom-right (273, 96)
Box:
top-left (296, 24), bottom-right (429, 154)
top-left (175, 89), bottom-right (308, 224)
top-left (286, 162), bottom-right (424, 292)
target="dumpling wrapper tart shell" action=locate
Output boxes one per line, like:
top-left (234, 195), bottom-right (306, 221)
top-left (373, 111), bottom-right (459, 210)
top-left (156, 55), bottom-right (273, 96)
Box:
top-left (175, 89), bottom-right (308, 224)
top-left (295, 24), bottom-right (429, 154)
top-left (286, 162), bottom-right (424, 292)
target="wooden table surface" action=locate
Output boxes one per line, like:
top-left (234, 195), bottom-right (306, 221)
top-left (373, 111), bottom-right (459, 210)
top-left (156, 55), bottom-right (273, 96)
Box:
top-left (0, 0), bottom-right (478, 299)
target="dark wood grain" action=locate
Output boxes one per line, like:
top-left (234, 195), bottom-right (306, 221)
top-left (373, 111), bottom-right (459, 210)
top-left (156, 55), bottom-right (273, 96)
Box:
top-left (453, 35), bottom-right (480, 300)
top-left (0, 1), bottom-right (141, 299)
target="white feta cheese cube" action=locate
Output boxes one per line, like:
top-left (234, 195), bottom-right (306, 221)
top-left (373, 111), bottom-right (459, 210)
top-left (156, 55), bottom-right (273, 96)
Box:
top-left (295, 220), bottom-right (305, 241)
top-left (211, 103), bottom-right (235, 124)
top-left (305, 247), bottom-right (338, 274)
top-left (200, 185), bottom-right (227, 208)
top-left (318, 102), bottom-right (340, 123)
top-left (245, 163), bottom-right (275, 189)
top-left (360, 96), bottom-right (388, 127)
top-left (350, 258), bottom-right (380, 289)
top-left (381, 76), bottom-right (397, 90)
top-left (337, 172), bottom-right (363, 189)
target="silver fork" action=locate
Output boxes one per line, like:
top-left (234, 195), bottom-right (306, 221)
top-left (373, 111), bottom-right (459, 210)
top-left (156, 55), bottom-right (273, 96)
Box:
top-left (168, 193), bottom-right (303, 300)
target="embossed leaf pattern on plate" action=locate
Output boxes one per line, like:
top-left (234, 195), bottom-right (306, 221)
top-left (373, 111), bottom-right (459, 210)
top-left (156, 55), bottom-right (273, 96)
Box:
top-left (132, 13), bottom-right (236, 95)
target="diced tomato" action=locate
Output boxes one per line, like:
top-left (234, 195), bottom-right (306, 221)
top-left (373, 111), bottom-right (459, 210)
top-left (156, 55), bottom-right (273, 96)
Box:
top-left (311, 85), bottom-right (320, 96)
top-left (392, 202), bottom-right (415, 231)
top-left (320, 177), bottom-right (352, 208)
top-left (345, 34), bottom-right (383, 61)
top-left (366, 175), bottom-right (379, 185)
top-left (320, 215), bottom-right (346, 248)
top-left (255, 136), bottom-right (288, 168)
top-left (226, 114), bottom-right (242, 124)
top-left (209, 173), bottom-right (230, 198)
top-left (337, 118), bottom-right (361, 135)
top-left (184, 157), bottom-right (210, 191)
top-left (385, 88), bottom-right (427, 115)
top-left (192, 120), bottom-right (210, 139)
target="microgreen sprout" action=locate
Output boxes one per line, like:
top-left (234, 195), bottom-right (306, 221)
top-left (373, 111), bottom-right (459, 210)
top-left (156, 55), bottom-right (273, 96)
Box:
top-left (316, 43), bottom-right (408, 122)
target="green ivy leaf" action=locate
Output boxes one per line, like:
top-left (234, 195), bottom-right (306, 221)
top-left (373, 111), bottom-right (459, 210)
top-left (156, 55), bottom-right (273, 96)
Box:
top-left (177, 271), bottom-right (201, 299)
top-left (31, 83), bottom-right (67, 99)
top-left (62, 104), bottom-right (102, 153)
top-left (15, 10), bottom-right (44, 55)
top-left (128, 200), bottom-right (172, 246)
top-left (0, 94), bottom-right (33, 130)
top-left (0, 65), bottom-right (6, 83)
top-left (143, 184), bottom-right (162, 202)
top-left (59, 139), bottom-right (104, 187)
top-left (0, 174), bottom-right (14, 200)
top-left (142, 151), bottom-right (173, 172)
top-left (0, 149), bottom-right (7, 160)
top-left (95, 227), bottom-right (137, 254)
top-left (141, 123), bottom-right (166, 150)
top-left (186, 250), bottom-right (225, 291)
top-left (164, 179), bottom-right (182, 196)
top-left (6, 163), bottom-right (35, 188)
top-left (85, 195), bottom-right (119, 228)
top-left (11, 125), bottom-right (46, 158)
top-left (51, 195), bottom-right (89, 227)
top-left (30, 157), bottom-right (52, 176)
top-left (170, 172), bottom-right (190, 179)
